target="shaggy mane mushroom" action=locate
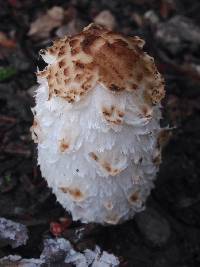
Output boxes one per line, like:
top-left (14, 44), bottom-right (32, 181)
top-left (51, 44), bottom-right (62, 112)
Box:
top-left (32, 23), bottom-right (165, 224)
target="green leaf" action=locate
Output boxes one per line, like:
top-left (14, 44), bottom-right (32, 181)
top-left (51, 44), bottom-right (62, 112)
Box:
top-left (4, 174), bottom-right (12, 183)
top-left (0, 67), bottom-right (16, 81)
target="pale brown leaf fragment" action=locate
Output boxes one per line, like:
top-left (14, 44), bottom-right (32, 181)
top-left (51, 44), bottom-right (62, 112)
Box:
top-left (28, 6), bottom-right (64, 40)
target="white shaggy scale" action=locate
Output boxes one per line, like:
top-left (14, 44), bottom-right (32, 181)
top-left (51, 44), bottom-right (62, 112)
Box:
top-left (32, 78), bottom-right (162, 224)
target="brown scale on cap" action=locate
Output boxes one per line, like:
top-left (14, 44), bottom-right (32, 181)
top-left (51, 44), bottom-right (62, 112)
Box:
top-left (37, 23), bottom-right (165, 105)
top-left (59, 139), bottom-right (69, 152)
top-left (129, 191), bottom-right (140, 204)
top-left (141, 105), bottom-right (152, 118)
top-left (102, 161), bottom-right (121, 176)
top-left (89, 152), bottom-right (99, 161)
top-left (89, 152), bottom-right (122, 176)
top-left (104, 201), bottom-right (113, 210)
top-left (102, 106), bottom-right (124, 125)
top-left (152, 149), bottom-right (162, 166)
top-left (60, 187), bottom-right (85, 202)
top-left (105, 213), bottom-right (120, 224)
top-left (30, 118), bottom-right (42, 144)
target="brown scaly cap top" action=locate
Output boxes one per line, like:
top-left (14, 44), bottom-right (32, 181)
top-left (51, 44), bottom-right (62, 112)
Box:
top-left (37, 23), bottom-right (165, 104)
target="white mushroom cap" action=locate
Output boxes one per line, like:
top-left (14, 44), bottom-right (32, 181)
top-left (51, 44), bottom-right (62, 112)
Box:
top-left (31, 24), bottom-right (165, 224)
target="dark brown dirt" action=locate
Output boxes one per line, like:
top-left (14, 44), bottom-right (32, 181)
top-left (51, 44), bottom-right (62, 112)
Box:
top-left (0, 1), bottom-right (200, 266)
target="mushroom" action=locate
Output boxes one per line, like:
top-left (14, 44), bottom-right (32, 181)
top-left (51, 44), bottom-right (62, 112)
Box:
top-left (31, 24), bottom-right (165, 224)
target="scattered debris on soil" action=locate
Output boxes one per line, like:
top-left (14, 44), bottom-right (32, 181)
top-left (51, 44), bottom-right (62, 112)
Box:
top-left (0, 238), bottom-right (119, 267)
top-left (0, 217), bottom-right (28, 248)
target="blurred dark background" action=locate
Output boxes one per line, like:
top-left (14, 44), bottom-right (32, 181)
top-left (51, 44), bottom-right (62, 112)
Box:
top-left (0, 0), bottom-right (200, 266)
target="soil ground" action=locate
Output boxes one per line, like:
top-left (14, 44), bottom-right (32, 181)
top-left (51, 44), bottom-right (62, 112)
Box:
top-left (0, 1), bottom-right (200, 266)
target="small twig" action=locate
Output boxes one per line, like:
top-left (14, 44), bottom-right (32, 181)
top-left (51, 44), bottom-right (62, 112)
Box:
top-left (0, 114), bottom-right (17, 124)
top-left (3, 145), bottom-right (31, 157)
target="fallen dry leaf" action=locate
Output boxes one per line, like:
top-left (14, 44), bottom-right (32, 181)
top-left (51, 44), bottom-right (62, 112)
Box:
top-left (94, 10), bottom-right (116, 30)
top-left (0, 32), bottom-right (16, 48)
top-left (28, 6), bottom-right (64, 40)
top-left (56, 19), bottom-right (87, 37)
